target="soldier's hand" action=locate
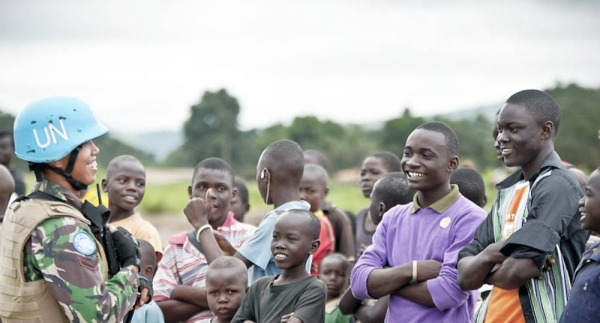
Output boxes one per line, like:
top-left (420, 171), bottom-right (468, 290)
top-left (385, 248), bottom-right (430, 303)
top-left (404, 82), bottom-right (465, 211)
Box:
top-left (111, 226), bottom-right (141, 271)
top-left (184, 189), bottom-right (213, 229)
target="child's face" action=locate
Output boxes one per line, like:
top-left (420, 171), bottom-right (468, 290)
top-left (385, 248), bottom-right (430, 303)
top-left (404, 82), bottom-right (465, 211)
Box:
top-left (299, 172), bottom-right (327, 213)
top-left (271, 213), bottom-right (317, 270)
top-left (318, 257), bottom-right (348, 298)
top-left (103, 159), bottom-right (145, 211)
top-left (401, 129), bottom-right (455, 193)
top-left (0, 136), bottom-right (14, 166)
top-left (492, 118), bottom-right (503, 162)
top-left (496, 104), bottom-right (545, 170)
top-left (368, 183), bottom-right (384, 226)
top-left (189, 168), bottom-right (235, 227)
top-left (580, 169), bottom-right (600, 232)
top-left (229, 196), bottom-right (249, 222)
top-left (360, 156), bottom-right (387, 198)
top-left (206, 269), bottom-right (246, 322)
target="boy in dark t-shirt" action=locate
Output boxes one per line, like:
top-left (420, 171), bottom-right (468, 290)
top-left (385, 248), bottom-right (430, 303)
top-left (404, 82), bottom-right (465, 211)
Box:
top-left (232, 209), bottom-right (327, 323)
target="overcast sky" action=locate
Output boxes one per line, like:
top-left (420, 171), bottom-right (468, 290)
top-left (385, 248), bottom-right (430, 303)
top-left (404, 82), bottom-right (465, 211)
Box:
top-left (1, 0), bottom-right (599, 133)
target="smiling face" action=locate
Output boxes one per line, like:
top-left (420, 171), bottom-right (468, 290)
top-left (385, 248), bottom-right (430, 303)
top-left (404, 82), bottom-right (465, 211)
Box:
top-left (189, 168), bottom-right (235, 228)
top-left (318, 256), bottom-right (348, 299)
top-left (66, 140), bottom-right (100, 187)
top-left (206, 268), bottom-right (246, 322)
top-left (271, 212), bottom-right (318, 270)
top-left (401, 129), bottom-right (456, 195)
top-left (580, 169), bottom-right (600, 232)
top-left (496, 103), bottom-right (547, 175)
top-left (360, 156), bottom-right (387, 198)
top-left (103, 159), bottom-right (145, 212)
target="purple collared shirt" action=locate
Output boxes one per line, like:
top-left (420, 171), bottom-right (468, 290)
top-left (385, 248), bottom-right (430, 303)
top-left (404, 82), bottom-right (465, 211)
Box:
top-left (351, 195), bottom-right (486, 323)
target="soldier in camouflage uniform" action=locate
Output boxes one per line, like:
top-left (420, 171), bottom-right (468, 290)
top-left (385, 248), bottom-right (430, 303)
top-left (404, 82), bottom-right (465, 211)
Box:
top-left (0, 97), bottom-right (145, 323)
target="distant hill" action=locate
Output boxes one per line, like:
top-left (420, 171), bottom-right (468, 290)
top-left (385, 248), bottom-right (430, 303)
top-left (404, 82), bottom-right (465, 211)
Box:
top-left (436, 104), bottom-right (500, 122)
top-left (114, 130), bottom-right (183, 162)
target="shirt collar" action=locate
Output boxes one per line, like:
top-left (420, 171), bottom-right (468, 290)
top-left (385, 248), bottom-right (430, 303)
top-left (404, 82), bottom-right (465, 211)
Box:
top-left (219, 212), bottom-right (237, 228)
top-left (496, 151), bottom-right (562, 189)
top-left (409, 184), bottom-right (460, 214)
top-left (274, 200), bottom-right (310, 211)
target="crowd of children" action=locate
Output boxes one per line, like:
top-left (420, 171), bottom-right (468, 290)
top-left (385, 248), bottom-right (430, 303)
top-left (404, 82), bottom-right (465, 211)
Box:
top-left (1, 88), bottom-right (599, 323)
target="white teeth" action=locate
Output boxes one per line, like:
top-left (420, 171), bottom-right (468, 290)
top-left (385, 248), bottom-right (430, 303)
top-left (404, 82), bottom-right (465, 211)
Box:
top-left (408, 172), bottom-right (424, 178)
top-left (87, 160), bottom-right (97, 170)
top-left (274, 254), bottom-right (287, 260)
top-left (123, 196), bottom-right (136, 201)
top-left (502, 149), bottom-right (512, 153)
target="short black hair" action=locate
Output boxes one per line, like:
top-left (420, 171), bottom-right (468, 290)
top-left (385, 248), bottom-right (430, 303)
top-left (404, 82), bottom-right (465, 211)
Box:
top-left (304, 149), bottom-right (327, 170)
top-left (373, 172), bottom-right (415, 207)
top-left (137, 239), bottom-right (156, 270)
top-left (193, 157), bottom-right (235, 185)
top-left (319, 253), bottom-right (350, 274)
top-left (106, 155), bottom-right (144, 180)
top-left (451, 168), bottom-right (486, 207)
top-left (206, 256), bottom-right (248, 287)
top-left (261, 140), bottom-right (304, 186)
top-left (0, 131), bottom-right (14, 145)
top-left (303, 164), bottom-right (329, 188)
top-left (506, 89), bottom-right (561, 134)
top-left (233, 179), bottom-right (249, 204)
top-left (416, 121), bottom-right (459, 157)
top-left (371, 152), bottom-right (401, 172)
top-left (281, 209), bottom-right (321, 240)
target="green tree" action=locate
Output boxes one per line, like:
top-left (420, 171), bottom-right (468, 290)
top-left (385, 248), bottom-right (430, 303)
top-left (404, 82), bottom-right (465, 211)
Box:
top-left (379, 108), bottom-right (425, 157)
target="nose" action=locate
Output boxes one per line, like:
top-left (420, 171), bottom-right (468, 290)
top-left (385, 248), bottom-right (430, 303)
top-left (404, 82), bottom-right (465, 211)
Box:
top-left (497, 130), bottom-right (509, 143)
top-left (299, 190), bottom-right (307, 200)
top-left (218, 294), bottom-right (228, 303)
top-left (89, 141), bottom-right (100, 155)
top-left (579, 197), bottom-right (585, 207)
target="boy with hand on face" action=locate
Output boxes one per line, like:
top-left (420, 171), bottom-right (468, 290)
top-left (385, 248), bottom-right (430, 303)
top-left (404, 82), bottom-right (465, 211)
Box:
top-left (132, 240), bottom-right (165, 323)
top-left (232, 209), bottom-right (327, 323)
top-left (155, 158), bottom-right (256, 323)
top-left (186, 140), bottom-right (311, 285)
top-left (300, 164), bottom-right (336, 276)
top-left (351, 122), bottom-right (487, 323)
top-left (457, 90), bottom-right (587, 323)
top-left (103, 155), bottom-right (163, 262)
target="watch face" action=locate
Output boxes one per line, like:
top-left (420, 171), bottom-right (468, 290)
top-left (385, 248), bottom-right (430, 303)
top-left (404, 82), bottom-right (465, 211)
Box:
top-left (73, 232), bottom-right (97, 256)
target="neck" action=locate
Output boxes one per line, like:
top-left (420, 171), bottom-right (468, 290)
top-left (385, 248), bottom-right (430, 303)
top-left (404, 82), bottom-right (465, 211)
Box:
top-left (271, 186), bottom-right (301, 208)
top-left (42, 172), bottom-right (78, 196)
top-left (416, 183), bottom-right (452, 209)
top-left (278, 263), bottom-right (310, 284)
top-left (327, 293), bottom-right (340, 302)
top-left (212, 317), bottom-right (231, 323)
top-left (522, 146), bottom-right (554, 180)
top-left (108, 207), bottom-right (135, 223)
top-left (209, 213), bottom-right (229, 229)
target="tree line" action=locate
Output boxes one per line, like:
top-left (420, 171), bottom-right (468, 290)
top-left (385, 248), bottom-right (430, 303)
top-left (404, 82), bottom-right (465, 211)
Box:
top-left (1, 83), bottom-right (598, 177)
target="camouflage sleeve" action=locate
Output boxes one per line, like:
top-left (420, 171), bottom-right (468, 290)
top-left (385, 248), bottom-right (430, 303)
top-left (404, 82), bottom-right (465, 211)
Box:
top-left (27, 216), bottom-right (138, 323)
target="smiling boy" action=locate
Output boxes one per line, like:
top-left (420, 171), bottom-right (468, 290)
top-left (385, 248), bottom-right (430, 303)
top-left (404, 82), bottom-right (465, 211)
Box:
top-left (351, 121), bottom-right (486, 322)
top-left (457, 90), bottom-right (587, 323)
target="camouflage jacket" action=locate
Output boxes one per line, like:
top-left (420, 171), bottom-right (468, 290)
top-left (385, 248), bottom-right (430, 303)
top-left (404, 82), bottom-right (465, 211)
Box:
top-left (22, 180), bottom-right (138, 322)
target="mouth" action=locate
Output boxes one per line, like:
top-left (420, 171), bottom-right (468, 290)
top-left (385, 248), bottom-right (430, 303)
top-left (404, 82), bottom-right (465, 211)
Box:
top-left (580, 207), bottom-right (587, 223)
top-left (501, 148), bottom-right (513, 157)
top-left (122, 195), bottom-right (138, 203)
top-left (216, 307), bottom-right (232, 313)
top-left (87, 159), bottom-right (98, 170)
top-left (273, 253), bottom-right (288, 261)
top-left (406, 171), bottom-right (425, 179)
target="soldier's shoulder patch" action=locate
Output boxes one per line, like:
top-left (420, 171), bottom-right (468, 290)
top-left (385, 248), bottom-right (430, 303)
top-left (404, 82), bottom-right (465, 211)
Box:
top-left (73, 232), bottom-right (97, 256)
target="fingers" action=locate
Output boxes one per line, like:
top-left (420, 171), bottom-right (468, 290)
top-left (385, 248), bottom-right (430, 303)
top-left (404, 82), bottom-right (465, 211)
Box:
top-left (204, 188), bottom-right (213, 208)
top-left (135, 288), bottom-right (149, 309)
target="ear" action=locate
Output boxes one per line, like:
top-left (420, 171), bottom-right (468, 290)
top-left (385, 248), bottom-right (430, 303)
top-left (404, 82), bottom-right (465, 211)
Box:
top-left (231, 187), bottom-right (238, 199)
top-left (448, 156), bottom-right (459, 173)
top-left (144, 264), bottom-right (154, 279)
top-left (324, 187), bottom-right (329, 197)
top-left (481, 196), bottom-right (487, 208)
top-left (540, 121), bottom-right (554, 140)
top-left (187, 185), bottom-right (192, 199)
top-left (101, 179), bottom-right (108, 193)
top-left (309, 239), bottom-right (321, 255)
top-left (378, 202), bottom-right (386, 218)
top-left (245, 204), bottom-right (250, 213)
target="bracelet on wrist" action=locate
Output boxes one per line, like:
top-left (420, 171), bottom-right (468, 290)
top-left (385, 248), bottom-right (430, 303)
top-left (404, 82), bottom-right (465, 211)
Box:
top-left (410, 260), bottom-right (418, 284)
top-left (196, 224), bottom-right (213, 242)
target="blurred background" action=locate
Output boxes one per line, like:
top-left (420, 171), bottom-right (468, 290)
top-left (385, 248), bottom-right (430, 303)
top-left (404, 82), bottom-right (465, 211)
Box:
top-left (1, 0), bottom-right (599, 243)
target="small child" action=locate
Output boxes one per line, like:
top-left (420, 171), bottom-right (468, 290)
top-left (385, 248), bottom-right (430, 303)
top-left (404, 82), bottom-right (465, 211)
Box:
top-left (230, 179), bottom-right (250, 223)
top-left (559, 166), bottom-right (600, 323)
top-left (132, 240), bottom-right (165, 323)
top-left (340, 172), bottom-right (414, 323)
top-left (300, 164), bottom-right (336, 276)
top-left (205, 257), bottom-right (248, 323)
top-left (0, 164), bottom-right (15, 225)
top-left (232, 209), bottom-right (327, 323)
top-left (318, 254), bottom-right (353, 323)
top-left (355, 152), bottom-right (401, 258)
top-left (450, 168), bottom-right (487, 208)
top-left (102, 155), bottom-right (163, 261)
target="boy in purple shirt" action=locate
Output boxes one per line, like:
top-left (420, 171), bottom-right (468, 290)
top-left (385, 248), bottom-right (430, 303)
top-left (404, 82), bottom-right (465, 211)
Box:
top-left (350, 121), bottom-right (487, 323)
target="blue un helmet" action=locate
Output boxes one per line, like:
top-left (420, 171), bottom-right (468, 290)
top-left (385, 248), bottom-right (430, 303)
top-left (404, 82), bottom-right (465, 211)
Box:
top-left (13, 97), bottom-right (108, 190)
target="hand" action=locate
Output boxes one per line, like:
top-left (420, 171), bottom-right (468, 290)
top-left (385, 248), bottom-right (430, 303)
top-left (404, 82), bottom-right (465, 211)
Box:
top-left (110, 226), bottom-right (141, 271)
top-left (214, 232), bottom-right (236, 256)
top-left (281, 312), bottom-right (294, 322)
top-left (416, 260), bottom-right (443, 281)
top-left (135, 273), bottom-right (153, 309)
top-left (483, 241), bottom-right (507, 264)
top-left (358, 243), bottom-right (368, 257)
top-left (184, 189), bottom-right (212, 229)
top-left (538, 255), bottom-right (555, 279)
